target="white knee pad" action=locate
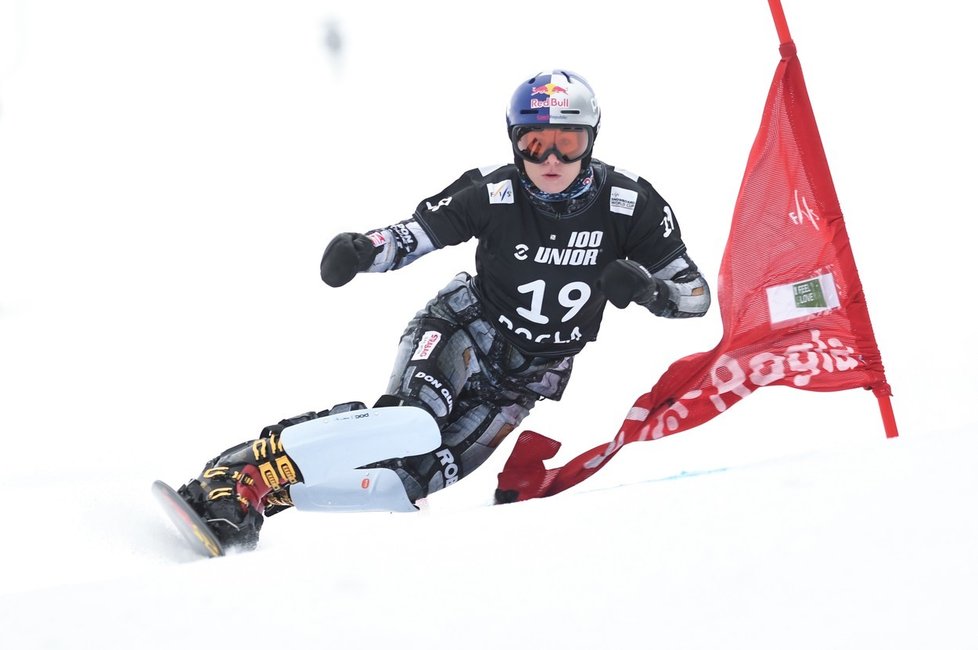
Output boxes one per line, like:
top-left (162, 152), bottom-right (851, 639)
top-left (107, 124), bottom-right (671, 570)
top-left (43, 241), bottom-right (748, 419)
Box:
top-left (290, 468), bottom-right (416, 513)
top-left (279, 406), bottom-right (440, 513)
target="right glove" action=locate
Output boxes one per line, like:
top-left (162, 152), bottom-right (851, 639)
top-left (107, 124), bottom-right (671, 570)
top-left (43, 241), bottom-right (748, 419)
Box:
top-left (598, 259), bottom-right (660, 308)
top-left (320, 232), bottom-right (378, 287)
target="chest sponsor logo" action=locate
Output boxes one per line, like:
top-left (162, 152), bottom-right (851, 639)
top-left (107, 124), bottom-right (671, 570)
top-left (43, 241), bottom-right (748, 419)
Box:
top-left (411, 330), bottom-right (442, 360)
top-left (610, 186), bottom-right (638, 216)
top-left (487, 180), bottom-right (514, 204)
top-left (498, 313), bottom-right (583, 345)
top-left (519, 230), bottom-right (603, 266)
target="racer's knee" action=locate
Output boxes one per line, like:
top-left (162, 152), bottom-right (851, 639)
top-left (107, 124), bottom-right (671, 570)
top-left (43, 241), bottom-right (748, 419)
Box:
top-left (376, 398), bottom-right (533, 501)
top-left (386, 317), bottom-right (478, 423)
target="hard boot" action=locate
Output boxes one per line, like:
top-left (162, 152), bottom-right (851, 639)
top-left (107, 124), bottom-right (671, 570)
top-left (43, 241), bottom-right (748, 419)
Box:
top-left (177, 427), bottom-right (304, 550)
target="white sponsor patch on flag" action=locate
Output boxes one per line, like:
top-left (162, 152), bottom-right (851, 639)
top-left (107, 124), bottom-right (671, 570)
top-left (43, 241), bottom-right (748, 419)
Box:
top-left (766, 273), bottom-right (840, 325)
top-left (610, 187), bottom-right (638, 216)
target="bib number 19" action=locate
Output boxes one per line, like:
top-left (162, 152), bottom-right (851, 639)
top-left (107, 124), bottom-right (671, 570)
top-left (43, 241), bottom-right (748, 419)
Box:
top-left (516, 279), bottom-right (591, 325)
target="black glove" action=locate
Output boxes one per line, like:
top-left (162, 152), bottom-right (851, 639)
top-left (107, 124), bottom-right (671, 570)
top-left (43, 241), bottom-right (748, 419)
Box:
top-left (598, 259), bottom-right (670, 313)
top-left (320, 232), bottom-right (378, 287)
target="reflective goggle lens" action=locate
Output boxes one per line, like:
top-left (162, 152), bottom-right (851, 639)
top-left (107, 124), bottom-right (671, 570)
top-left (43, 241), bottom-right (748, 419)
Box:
top-left (513, 127), bottom-right (591, 163)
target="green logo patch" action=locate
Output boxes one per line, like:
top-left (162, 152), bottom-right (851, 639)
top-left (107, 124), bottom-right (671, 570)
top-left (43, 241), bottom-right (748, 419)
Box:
top-left (793, 279), bottom-right (827, 308)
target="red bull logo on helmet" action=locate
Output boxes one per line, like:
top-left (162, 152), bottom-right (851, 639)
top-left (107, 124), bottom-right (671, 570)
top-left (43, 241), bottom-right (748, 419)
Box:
top-left (530, 82), bottom-right (570, 109)
top-left (531, 83), bottom-right (568, 96)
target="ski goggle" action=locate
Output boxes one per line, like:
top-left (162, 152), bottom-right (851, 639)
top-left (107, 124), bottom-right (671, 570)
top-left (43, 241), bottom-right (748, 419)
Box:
top-left (511, 126), bottom-right (593, 164)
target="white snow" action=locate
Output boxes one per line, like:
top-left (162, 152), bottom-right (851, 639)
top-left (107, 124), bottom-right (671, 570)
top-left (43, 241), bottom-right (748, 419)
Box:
top-left (1, 1), bottom-right (975, 648)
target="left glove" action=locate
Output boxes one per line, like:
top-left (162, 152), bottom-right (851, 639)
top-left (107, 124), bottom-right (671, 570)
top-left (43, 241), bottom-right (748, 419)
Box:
top-left (598, 259), bottom-right (669, 312)
top-left (320, 232), bottom-right (378, 287)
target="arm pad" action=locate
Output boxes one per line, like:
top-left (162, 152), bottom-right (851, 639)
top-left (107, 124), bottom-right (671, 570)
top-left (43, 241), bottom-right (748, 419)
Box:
top-left (599, 255), bottom-right (711, 318)
top-left (651, 253), bottom-right (711, 318)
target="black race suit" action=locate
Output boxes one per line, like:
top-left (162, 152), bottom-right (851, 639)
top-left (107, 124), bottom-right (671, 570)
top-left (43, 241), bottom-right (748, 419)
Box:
top-left (360, 160), bottom-right (710, 501)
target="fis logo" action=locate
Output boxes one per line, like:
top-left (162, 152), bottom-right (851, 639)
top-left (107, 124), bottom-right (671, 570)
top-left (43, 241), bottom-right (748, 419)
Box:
top-left (789, 189), bottom-right (820, 230)
top-left (487, 180), bottom-right (514, 204)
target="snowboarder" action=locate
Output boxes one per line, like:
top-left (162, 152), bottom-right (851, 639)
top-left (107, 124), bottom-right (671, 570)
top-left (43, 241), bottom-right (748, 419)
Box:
top-left (175, 70), bottom-right (712, 550)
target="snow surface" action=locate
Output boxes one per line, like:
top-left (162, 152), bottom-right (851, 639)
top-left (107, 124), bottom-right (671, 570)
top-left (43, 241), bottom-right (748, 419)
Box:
top-left (1, 1), bottom-right (976, 648)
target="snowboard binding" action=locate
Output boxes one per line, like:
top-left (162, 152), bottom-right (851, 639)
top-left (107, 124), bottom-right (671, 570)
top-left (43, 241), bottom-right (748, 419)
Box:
top-left (175, 421), bottom-right (308, 550)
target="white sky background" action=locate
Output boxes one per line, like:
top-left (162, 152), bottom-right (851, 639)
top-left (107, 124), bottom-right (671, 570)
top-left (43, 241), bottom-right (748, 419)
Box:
top-left (1, 1), bottom-right (976, 648)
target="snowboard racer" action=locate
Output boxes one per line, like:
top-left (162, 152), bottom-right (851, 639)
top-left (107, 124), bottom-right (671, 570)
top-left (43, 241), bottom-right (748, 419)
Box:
top-left (175, 70), bottom-right (711, 550)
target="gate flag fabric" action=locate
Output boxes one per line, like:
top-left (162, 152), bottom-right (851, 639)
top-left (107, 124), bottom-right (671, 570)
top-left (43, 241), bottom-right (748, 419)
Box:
top-left (495, 35), bottom-right (894, 503)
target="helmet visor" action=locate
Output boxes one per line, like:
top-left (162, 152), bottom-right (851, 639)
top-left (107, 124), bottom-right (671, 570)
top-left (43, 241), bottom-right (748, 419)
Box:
top-left (512, 127), bottom-right (593, 164)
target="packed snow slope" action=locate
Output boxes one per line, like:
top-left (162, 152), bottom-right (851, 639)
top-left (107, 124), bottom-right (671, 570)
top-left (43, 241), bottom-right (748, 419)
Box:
top-left (1, 1), bottom-right (976, 648)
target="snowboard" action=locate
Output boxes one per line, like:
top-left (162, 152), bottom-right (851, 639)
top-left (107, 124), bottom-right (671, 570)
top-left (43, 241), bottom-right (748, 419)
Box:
top-left (152, 479), bottom-right (225, 558)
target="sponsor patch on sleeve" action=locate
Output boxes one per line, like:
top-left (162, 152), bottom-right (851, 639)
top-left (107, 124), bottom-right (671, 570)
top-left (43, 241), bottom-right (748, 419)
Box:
top-left (487, 180), bottom-right (515, 205)
top-left (610, 187), bottom-right (638, 216)
top-left (367, 230), bottom-right (389, 247)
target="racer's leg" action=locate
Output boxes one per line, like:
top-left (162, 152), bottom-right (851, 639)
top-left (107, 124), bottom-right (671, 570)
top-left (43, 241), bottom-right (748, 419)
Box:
top-left (372, 275), bottom-right (574, 501)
